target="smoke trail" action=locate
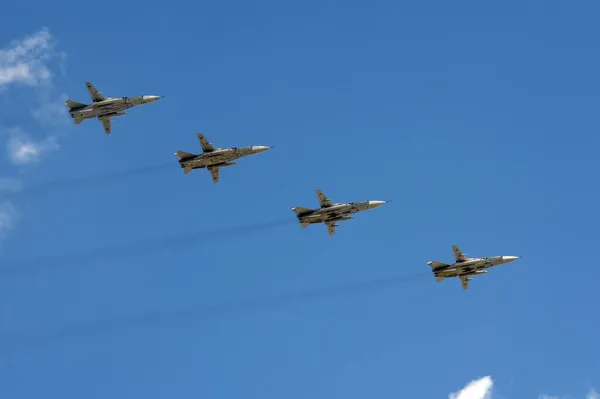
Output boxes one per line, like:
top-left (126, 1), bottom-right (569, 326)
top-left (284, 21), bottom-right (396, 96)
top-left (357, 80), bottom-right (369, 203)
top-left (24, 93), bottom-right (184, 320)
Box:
top-left (1, 271), bottom-right (430, 349)
top-left (0, 217), bottom-right (294, 275)
top-left (12, 162), bottom-right (174, 196)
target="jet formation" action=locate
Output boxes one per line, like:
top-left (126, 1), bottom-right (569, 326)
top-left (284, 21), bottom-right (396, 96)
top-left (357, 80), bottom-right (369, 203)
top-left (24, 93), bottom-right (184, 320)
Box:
top-left (65, 81), bottom-right (163, 135)
top-left (292, 189), bottom-right (388, 236)
top-left (427, 245), bottom-right (520, 290)
top-left (64, 80), bottom-right (521, 291)
top-left (175, 133), bottom-right (272, 184)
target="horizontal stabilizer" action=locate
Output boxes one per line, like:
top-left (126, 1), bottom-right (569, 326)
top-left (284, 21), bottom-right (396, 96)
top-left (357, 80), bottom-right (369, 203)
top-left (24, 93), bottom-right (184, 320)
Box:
top-left (427, 261), bottom-right (449, 269)
top-left (65, 100), bottom-right (86, 109)
top-left (175, 151), bottom-right (196, 160)
top-left (291, 206), bottom-right (313, 215)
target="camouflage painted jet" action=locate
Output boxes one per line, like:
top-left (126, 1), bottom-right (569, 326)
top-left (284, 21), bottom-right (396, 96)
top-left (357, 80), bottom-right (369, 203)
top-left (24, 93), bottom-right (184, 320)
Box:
top-left (65, 81), bottom-right (163, 134)
top-left (175, 133), bottom-right (272, 184)
top-left (427, 245), bottom-right (520, 290)
top-left (292, 189), bottom-right (388, 236)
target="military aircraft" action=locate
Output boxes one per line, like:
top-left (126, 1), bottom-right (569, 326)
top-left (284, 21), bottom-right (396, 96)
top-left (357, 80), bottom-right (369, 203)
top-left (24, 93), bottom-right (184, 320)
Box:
top-left (427, 245), bottom-right (520, 290)
top-left (65, 81), bottom-right (163, 134)
top-left (291, 189), bottom-right (388, 236)
top-left (174, 133), bottom-right (272, 184)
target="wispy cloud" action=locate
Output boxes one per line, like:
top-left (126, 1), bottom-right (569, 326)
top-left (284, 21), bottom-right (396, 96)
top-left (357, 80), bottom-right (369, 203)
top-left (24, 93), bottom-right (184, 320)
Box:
top-left (450, 376), bottom-right (494, 399)
top-left (0, 178), bottom-right (22, 242)
top-left (451, 376), bottom-right (598, 399)
top-left (0, 28), bottom-right (67, 167)
top-left (0, 28), bottom-right (63, 88)
top-left (0, 28), bottom-right (67, 242)
top-left (538, 393), bottom-right (598, 399)
top-left (6, 127), bottom-right (59, 164)
top-left (31, 92), bottom-right (69, 127)
top-left (0, 200), bottom-right (18, 241)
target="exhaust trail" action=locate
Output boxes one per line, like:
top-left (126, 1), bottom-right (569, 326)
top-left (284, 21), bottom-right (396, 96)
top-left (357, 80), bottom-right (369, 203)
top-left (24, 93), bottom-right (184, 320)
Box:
top-left (1, 271), bottom-right (430, 349)
top-left (10, 162), bottom-right (174, 196)
top-left (0, 218), bottom-right (294, 276)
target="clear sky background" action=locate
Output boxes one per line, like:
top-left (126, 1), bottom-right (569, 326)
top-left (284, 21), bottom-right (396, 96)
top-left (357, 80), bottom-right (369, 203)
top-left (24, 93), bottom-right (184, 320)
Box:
top-left (1, 1), bottom-right (599, 398)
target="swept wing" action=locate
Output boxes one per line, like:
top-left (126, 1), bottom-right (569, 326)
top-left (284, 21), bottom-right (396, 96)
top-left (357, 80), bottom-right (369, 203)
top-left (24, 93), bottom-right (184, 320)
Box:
top-left (459, 275), bottom-right (471, 290)
top-left (197, 133), bottom-right (215, 152)
top-left (208, 166), bottom-right (220, 183)
top-left (85, 81), bottom-right (106, 102)
top-left (325, 220), bottom-right (337, 236)
top-left (453, 245), bottom-right (468, 262)
top-left (316, 189), bottom-right (333, 207)
top-left (99, 117), bottom-right (111, 135)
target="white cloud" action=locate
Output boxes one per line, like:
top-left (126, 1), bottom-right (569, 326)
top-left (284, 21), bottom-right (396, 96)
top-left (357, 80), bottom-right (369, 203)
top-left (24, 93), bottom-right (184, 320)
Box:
top-left (5, 127), bottom-right (59, 165)
top-left (0, 28), bottom-right (63, 88)
top-left (450, 376), bottom-right (598, 399)
top-left (0, 200), bottom-right (18, 241)
top-left (450, 376), bottom-right (494, 399)
top-left (0, 28), bottom-right (67, 243)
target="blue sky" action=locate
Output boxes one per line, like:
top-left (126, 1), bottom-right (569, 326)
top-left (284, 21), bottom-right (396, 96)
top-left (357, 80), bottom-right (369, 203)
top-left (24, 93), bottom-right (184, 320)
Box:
top-left (1, 1), bottom-right (600, 398)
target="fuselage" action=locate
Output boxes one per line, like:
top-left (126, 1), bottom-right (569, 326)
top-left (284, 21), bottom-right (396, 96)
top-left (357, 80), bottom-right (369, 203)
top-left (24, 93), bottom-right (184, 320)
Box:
top-left (432, 256), bottom-right (519, 278)
top-left (296, 201), bottom-right (386, 224)
top-left (68, 95), bottom-right (161, 120)
top-left (178, 146), bottom-right (270, 170)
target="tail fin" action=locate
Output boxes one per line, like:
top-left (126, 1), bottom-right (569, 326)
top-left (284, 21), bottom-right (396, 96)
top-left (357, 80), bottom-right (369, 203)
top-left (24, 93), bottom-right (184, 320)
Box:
top-left (65, 100), bottom-right (86, 109)
top-left (174, 151), bottom-right (196, 161)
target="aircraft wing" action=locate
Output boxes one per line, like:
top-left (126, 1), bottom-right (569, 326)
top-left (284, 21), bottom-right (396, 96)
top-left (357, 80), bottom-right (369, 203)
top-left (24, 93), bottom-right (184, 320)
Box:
top-left (208, 166), bottom-right (220, 183)
top-left (452, 245), bottom-right (467, 262)
top-left (99, 117), bottom-right (111, 135)
top-left (325, 221), bottom-right (336, 236)
top-left (197, 134), bottom-right (215, 152)
top-left (85, 82), bottom-right (106, 102)
top-left (316, 189), bottom-right (333, 207)
top-left (459, 275), bottom-right (470, 290)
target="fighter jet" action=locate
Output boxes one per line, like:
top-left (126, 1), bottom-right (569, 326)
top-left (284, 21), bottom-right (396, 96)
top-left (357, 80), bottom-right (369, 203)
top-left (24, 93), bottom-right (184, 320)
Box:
top-left (64, 81), bottom-right (163, 135)
top-left (427, 245), bottom-right (520, 290)
top-left (174, 133), bottom-right (272, 184)
top-left (291, 189), bottom-right (388, 236)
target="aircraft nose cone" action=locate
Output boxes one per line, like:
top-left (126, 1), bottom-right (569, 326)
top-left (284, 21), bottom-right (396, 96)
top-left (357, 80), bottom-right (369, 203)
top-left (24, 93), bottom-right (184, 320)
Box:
top-left (503, 256), bottom-right (520, 263)
top-left (253, 146), bottom-right (271, 153)
top-left (368, 200), bottom-right (387, 209)
top-left (143, 95), bottom-right (162, 103)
